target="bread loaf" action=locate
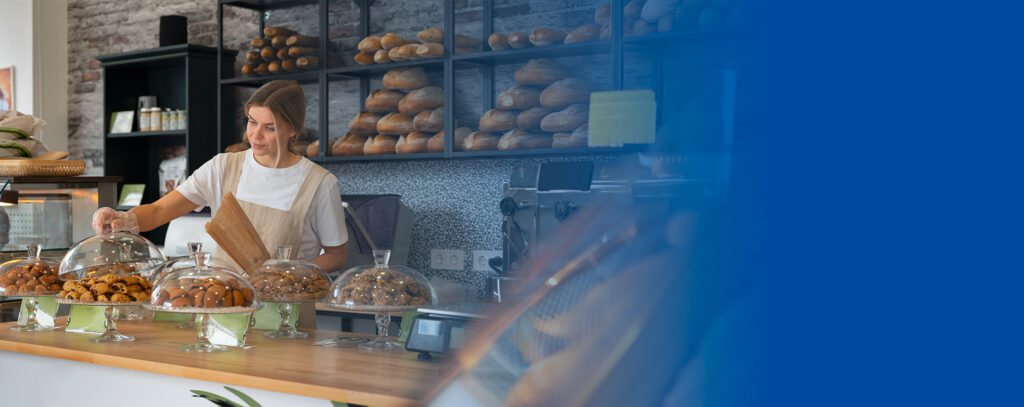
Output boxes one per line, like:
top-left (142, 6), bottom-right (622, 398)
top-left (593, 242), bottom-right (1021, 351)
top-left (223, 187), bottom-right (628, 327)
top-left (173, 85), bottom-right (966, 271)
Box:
top-left (225, 142), bottom-right (249, 153)
top-left (380, 33), bottom-right (406, 50)
top-left (374, 49), bottom-right (392, 64)
top-left (488, 33), bottom-right (510, 50)
top-left (241, 63), bottom-right (254, 76)
top-left (508, 32), bottom-right (532, 48)
top-left (552, 132), bottom-right (573, 148)
top-left (333, 133), bottom-right (367, 156)
top-left (600, 22), bottom-right (612, 39)
top-left (246, 51), bottom-right (261, 62)
top-left (462, 131), bottom-right (500, 151)
top-left (397, 44), bottom-right (421, 60)
top-left (376, 113), bottom-right (416, 135)
top-left (263, 26), bottom-right (296, 38)
top-left (305, 138), bottom-right (339, 157)
top-left (365, 89), bottom-right (405, 113)
top-left (349, 112), bottom-right (381, 136)
top-left (516, 107), bottom-right (552, 131)
top-left (296, 56), bottom-right (319, 69)
top-left (625, 0), bottom-right (644, 20)
top-left (287, 35), bottom-right (319, 48)
top-left (595, 3), bottom-right (611, 25)
top-left (276, 47), bottom-right (289, 60)
top-left (565, 24), bottom-right (600, 43)
top-left (427, 131), bottom-right (444, 153)
top-left (498, 85), bottom-right (543, 110)
top-left (417, 43), bottom-right (444, 58)
top-left (268, 60), bottom-right (282, 73)
top-left (456, 46), bottom-right (476, 55)
top-left (261, 47), bottom-right (275, 61)
top-left (515, 59), bottom-right (568, 85)
top-left (553, 124), bottom-right (588, 148)
top-left (454, 34), bottom-right (480, 48)
top-left (358, 36), bottom-right (382, 52)
top-left (396, 132), bottom-right (430, 154)
top-left (540, 78), bottom-right (591, 108)
top-left (398, 86), bottom-right (443, 115)
top-left (354, 51), bottom-right (374, 65)
top-left (529, 28), bottom-right (568, 46)
top-left (417, 28), bottom-right (443, 43)
top-left (633, 19), bottom-right (657, 36)
top-left (388, 46), bottom-right (405, 61)
top-left (413, 107), bottom-right (444, 133)
top-left (540, 103), bottom-right (589, 132)
top-left (642, 0), bottom-right (681, 22)
top-left (479, 109), bottom-right (518, 132)
top-left (364, 135), bottom-right (398, 155)
top-left (271, 35), bottom-right (288, 49)
top-left (288, 46), bottom-right (318, 57)
top-left (254, 63), bottom-right (269, 75)
top-left (281, 59), bottom-right (298, 72)
top-left (251, 38), bottom-right (268, 48)
top-left (290, 139), bottom-right (311, 155)
top-left (383, 67), bottom-right (429, 90)
top-left (498, 129), bottom-right (553, 150)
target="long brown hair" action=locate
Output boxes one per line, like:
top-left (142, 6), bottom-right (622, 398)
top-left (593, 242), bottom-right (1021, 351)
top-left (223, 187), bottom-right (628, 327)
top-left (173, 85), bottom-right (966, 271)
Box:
top-left (244, 80), bottom-right (305, 141)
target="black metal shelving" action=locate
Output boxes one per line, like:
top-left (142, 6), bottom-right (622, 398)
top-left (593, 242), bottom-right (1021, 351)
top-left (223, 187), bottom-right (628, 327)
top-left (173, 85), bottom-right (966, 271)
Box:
top-left (105, 130), bottom-right (186, 139)
top-left (217, 0), bottom-right (732, 162)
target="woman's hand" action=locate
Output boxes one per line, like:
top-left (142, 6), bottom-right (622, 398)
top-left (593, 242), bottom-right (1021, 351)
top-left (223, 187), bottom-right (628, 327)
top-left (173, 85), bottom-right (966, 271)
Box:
top-left (91, 207), bottom-right (140, 234)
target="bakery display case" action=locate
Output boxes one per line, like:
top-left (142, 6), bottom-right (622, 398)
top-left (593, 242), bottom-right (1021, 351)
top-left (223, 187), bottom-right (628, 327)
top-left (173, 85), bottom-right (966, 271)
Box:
top-left (321, 249), bottom-right (437, 351)
top-left (56, 232), bottom-right (165, 342)
top-left (248, 246), bottom-right (331, 339)
top-left (0, 244), bottom-right (63, 331)
top-left (145, 251), bottom-right (260, 352)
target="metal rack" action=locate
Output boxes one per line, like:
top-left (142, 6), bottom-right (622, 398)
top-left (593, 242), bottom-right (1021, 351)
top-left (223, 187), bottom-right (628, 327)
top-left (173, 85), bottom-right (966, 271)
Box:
top-left (216, 0), bottom-right (736, 162)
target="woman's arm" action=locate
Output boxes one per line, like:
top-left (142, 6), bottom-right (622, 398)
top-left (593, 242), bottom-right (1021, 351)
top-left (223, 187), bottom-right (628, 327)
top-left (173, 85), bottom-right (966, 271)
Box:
top-left (310, 243), bottom-right (348, 273)
top-left (129, 190), bottom-right (201, 232)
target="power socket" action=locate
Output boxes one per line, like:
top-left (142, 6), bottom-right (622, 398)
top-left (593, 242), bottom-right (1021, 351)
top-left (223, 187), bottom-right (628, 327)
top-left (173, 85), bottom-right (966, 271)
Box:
top-left (472, 250), bottom-right (502, 272)
top-left (430, 249), bottom-right (464, 271)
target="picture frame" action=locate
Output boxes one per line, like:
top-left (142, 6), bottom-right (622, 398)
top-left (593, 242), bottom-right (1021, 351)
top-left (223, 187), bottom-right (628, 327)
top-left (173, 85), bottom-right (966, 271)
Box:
top-left (109, 110), bottom-right (135, 134)
top-left (0, 66), bottom-right (13, 112)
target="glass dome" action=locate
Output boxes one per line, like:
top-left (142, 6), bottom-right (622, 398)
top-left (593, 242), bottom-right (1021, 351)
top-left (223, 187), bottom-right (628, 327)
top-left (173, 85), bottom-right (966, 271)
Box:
top-left (58, 231), bottom-right (165, 281)
top-left (249, 246), bottom-right (331, 339)
top-left (0, 244), bottom-right (63, 297)
top-left (323, 250), bottom-right (437, 311)
top-left (146, 252), bottom-right (259, 313)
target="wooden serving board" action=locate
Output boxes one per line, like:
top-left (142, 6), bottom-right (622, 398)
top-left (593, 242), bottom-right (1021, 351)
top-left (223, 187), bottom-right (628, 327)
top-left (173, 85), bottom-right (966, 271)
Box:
top-left (205, 192), bottom-right (270, 273)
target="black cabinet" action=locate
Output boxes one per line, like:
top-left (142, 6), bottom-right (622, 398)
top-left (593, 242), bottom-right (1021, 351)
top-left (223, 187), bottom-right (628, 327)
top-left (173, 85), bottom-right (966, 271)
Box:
top-left (98, 44), bottom-right (237, 244)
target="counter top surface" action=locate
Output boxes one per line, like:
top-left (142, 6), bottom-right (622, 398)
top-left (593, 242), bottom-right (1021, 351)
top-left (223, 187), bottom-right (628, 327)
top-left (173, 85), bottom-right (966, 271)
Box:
top-left (0, 318), bottom-right (452, 406)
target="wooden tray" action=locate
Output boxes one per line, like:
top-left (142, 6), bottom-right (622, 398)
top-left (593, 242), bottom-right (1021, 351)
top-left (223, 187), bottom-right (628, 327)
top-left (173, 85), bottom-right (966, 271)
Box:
top-left (0, 159), bottom-right (86, 176)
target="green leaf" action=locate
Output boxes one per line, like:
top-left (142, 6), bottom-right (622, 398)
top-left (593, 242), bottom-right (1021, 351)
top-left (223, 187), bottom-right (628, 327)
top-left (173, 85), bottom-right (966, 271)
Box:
top-left (330, 402), bottom-right (351, 407)
top-left (224, 386), bottom-right (263, 407)
top-left (190, 390), bottom-right (244, 407)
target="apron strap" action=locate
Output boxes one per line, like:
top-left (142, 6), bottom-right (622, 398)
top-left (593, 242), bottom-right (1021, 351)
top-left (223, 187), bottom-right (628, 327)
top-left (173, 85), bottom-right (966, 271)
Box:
top-left (221, 151), bottom-right (248, 195)
top-left (289, 159), bottom-right (330, 214)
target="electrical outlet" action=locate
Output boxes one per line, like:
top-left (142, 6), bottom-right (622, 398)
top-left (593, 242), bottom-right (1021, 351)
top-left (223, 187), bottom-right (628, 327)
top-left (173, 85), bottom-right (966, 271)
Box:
top-left (472, 250), bottom-right (502, 272)
top-left (431, 249), bottom-right (464, 271)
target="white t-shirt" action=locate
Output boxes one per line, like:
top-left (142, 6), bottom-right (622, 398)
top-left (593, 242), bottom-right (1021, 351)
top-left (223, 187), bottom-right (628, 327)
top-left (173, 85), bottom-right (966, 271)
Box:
top-left (176, 150), bottom-right (347, 261)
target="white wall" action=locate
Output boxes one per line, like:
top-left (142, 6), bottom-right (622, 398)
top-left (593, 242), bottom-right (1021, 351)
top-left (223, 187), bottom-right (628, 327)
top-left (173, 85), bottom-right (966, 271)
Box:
top-left (0, 0), bottom-right (69, 152)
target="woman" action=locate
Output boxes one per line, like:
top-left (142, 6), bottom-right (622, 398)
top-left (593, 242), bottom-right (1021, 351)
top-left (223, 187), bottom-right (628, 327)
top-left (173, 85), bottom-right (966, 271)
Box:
top-left (93, 80), bottom-right (348, 276)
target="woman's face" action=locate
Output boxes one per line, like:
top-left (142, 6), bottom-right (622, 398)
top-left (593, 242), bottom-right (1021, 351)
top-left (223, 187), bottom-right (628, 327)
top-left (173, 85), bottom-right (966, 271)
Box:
top-left (246, 105), bottom-right (295, 164)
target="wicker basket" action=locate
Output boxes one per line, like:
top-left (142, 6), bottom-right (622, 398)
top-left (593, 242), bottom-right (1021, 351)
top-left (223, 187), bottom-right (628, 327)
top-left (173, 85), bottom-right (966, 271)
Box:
top-left (0, 159), bottom-right (86, 176)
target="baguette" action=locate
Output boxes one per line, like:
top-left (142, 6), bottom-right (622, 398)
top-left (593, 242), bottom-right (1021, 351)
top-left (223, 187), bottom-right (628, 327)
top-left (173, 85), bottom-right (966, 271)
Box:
top-left (508, 32), bottom-right (532, 48)
top-left (624, 0), bottom-right (644, 20)
top-left (488, 33), bottom-right (510, 50)
top-left (241, 63), bottom-right (255, 76)
top-left (540, 103), bottom-right (589, 132)
top-left (354, 51), bottom-right (374, 65)
top-left (306, 138), bottom-right (339, 157)
top-left (260, 47), bottom-right (275, 61)
top-left (364, 135), bottom-right (399, 155)
top-left (498, 85), bottom-right (543, 110)
top-left (428, 127), bottom-right (471, 152)
top-left (383, 67), bottom-right (429, 90)
top-left (462, 131), bottom-right (500, 151)
top-left (348, 112), bottom-right (381, 136)
top-left (398, 86), bottom-right (444, 115)
top-left (570, 123), bottom-right (589, 147)
top-left (376, 112), bottom-right (416, 135)
top-left (397, 44), bottom-right (421, 60)
top-left (515, 58), bottom-right (568, 85)
top-left (281, 59), bottom-right (298, 72)
top-left (380, 33), bottom-right (406, 49)
top-left (296, 56), bottom-right (319, 69)
top-left (498, 129), bottom-right (553, 150)
top-left (529, 28), bottom-right (568, 46)
top-left (388, 46), bottom-right (405, 62)
top-left (396, 132), bottom-right (430, 154)
top-left (600, 22), bottom-right (612, 39)
top-left (333, 132), bottom-right (367, 156)
top-left (540, 77), bottom-right (591, 108)
top-left (479, 109), bottom-right (518, 132)
top-left (595, 3), bottom-right (611, 25)
top-left (417, 43), bottom-right (444, 58)
top-left (263, 26), bottom-right (296, 38)
top-left (365, 89), bottom-right (405, 114)
top-left (254, 63), bottom-right (269, 75)
top-left (417, 28), bottom-right (443, 43)
top-left (250, 38), bottom-right (268, 48)
top-left (358, 36), bottom-right (382, 52)
top-left (565, 24), bottom-right (601, 43)
top-left (516, 107), bottom-right (552, 131)
top-left (413, 107), bottom-right (444, 133)
top-left (276, 47), bottom-right (289, 60)
top-left (286, 35), bottom-right (319, 48)
top-left (374, 49), bottom-right (393, 64)
top-left (427, 131), bottom-right (445, 153)
top-left (288, 46), bottom-right (319, 57)
top-left (246, 51), bottom-right (261, 62)
top-left (271, 35), bottom-right (288, 49)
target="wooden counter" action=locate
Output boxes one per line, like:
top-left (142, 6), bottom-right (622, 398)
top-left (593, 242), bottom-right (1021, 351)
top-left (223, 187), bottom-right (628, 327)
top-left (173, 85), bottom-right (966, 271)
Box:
top-left (0, 318), bottom-right (452, 406)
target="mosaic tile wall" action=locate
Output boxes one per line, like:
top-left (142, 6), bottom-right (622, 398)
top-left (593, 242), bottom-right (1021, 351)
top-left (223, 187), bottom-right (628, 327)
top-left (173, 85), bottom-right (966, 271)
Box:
top-left (322, 153), bottom-right (639, 298)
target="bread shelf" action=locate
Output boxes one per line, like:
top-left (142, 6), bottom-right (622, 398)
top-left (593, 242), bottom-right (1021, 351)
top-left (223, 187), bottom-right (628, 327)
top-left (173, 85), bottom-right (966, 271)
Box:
top-left (452, 40), bottom-right (611, 66)
top-left (309, 152), bottom-right (446, 163)
top-left (106, 130), bottom-right (186, 139)
top-left (326, 59), bottom-right (445, 79)
top-left (451, 146), bottom-right (644, 159)
top-left (219, 0), bottom-right (318, 11)
top-left (220, 71), bottom-right (320, 87)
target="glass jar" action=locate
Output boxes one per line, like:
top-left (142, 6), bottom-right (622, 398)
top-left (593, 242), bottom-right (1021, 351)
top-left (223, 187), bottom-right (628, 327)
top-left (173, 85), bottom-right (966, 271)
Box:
top-left (139, 107), bottom-right (151, 131)
top-left (161, 109), bottom-right (171, 131)
top-left (150, 107), bottom-right (162, 130)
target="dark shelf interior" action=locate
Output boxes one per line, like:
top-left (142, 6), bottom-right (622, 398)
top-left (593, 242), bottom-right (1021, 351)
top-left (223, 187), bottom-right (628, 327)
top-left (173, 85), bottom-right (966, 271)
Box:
top-left (220, 0), bottom-right (318, 11)
top-left (452, 40), bottom-right (611, 66)
top-left (327, 59), bottom-right (445, 79)
top-left (310, 152), bottom-right (446, 163)
top-left (106, 130), bottom-right (186, 139)
top-left (221, 71), bottom-right (320, 87)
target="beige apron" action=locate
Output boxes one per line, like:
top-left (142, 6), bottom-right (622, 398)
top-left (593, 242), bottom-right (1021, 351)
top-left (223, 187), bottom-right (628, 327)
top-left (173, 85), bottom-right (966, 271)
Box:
top-left (213, 151), bottom-right (329, 328)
